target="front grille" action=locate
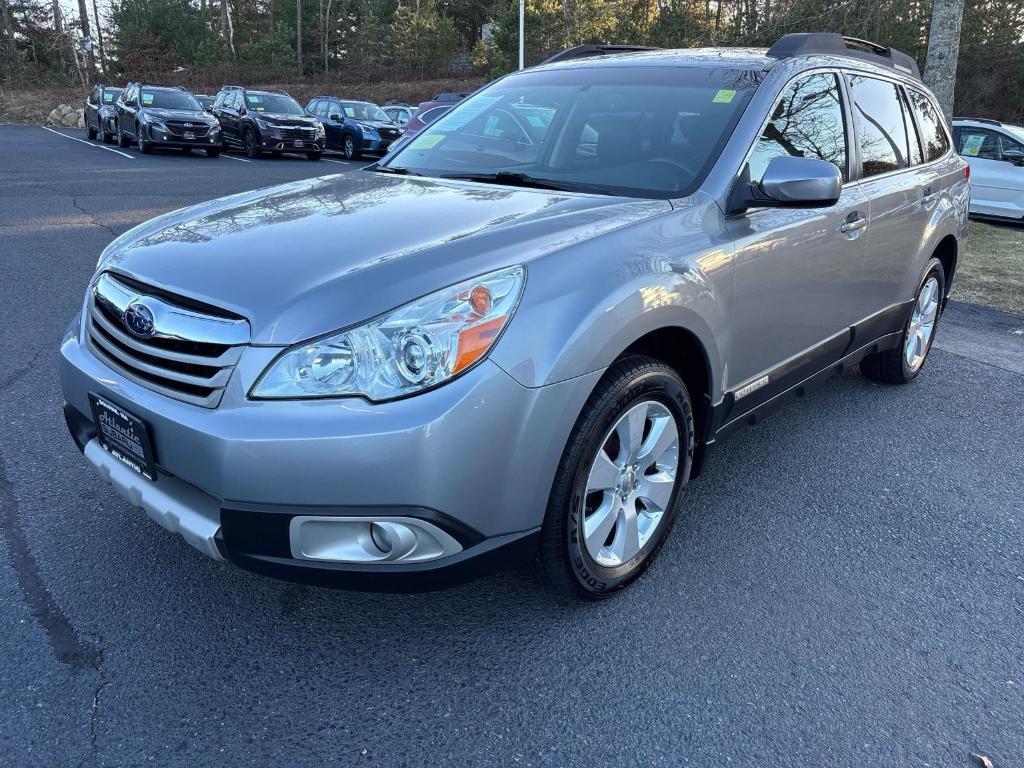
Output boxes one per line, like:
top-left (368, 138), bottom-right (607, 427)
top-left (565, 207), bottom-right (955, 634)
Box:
top-left (380, 128), bottom-right (401, 140)
top-left (165, 121), bottom-right (210, 138)
top-left (85, 273), bottom-right (249, 408)
top-left (278, 125), bottom-right (317, 140)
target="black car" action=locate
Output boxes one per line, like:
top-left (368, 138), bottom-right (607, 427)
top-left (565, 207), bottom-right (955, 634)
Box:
top-left (194, 94), bottom-right (215, 111)
top-left (211, 86), bottom-right (324, 160)
top-left (84, 85), bottom-right (122, 144)
top-left (305, 97), bottom-right (404, 159)
top-left (114, 83), bottom-right (222, 156)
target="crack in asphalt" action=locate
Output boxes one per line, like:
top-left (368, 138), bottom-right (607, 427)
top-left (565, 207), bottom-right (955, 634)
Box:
top-left (70, 195), bottom-right (118, 238)
top-left (77, 643), bottom-right (109, 768)
top-left (0, 350), bottom-right (42, 392)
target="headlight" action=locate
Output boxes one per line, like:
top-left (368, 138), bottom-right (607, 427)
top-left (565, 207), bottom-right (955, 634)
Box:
top-left (251, 266), bottom-right (525, 401)
top-left (254, 117), bottom-right (278, 133)
top-left (149, 120), bottom-right (166, 131)
top-left (314, 122), bottom-right (325, 136)
top-left (364, 128), bottom-right (379, 139)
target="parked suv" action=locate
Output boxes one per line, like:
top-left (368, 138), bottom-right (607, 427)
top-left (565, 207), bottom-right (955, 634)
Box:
top-left (212, 86), bottom-right (324, 160)
top-left (952, 117), bottom-right (1024, 219)
top-left (84, 84), bottom-right (122, 143)
top-left (61, 34), bottom-right (968, 599)
top-left (114, 83), bottom-right (222, 156)
top-left (305, 98), bottom-right (404, 159)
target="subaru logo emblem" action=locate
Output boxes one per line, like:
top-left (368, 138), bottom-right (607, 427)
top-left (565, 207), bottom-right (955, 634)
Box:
top-left (123, 303), bottom-right (155, 338)
top-left (184, 122), bottom-right (193, 128)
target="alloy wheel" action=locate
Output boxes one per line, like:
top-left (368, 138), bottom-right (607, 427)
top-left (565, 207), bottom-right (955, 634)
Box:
top-left (581, 400), bottom-right (680, 567)
top-left (906, 276), bottom-right (940, 371)
top-left (344, 136), bottom-right (355, 159)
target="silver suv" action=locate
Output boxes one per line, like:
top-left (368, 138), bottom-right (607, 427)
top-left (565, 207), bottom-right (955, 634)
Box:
top-left (60, 33), bottom-right (969, 599)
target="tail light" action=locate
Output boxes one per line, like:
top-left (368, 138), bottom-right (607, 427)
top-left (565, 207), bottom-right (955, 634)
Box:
top-left (965, 163), bottom-right (970, 180)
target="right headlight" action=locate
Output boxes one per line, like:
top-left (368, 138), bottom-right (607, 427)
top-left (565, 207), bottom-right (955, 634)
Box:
top-left (251, 266), bottom-right (525, 402)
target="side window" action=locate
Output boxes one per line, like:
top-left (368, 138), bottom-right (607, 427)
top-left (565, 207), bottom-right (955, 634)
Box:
top-left (957, 127), bottom-right (1024, 160)
top-left (848, 75), bottom-right (910, 177)
top-left (906, 88), bottom-right (950, 162)
top-left (748, 72), bottom-right (848, 182)
top-left (900, 89), bottom-right (923, 165)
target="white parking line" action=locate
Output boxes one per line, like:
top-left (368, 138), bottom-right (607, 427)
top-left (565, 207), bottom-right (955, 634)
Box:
top-left (220, 154), bottom-right (252, 163)
top-left (321, 158), bottom-right (348, 165)
top-left (41, 126), bottom-right (135, 159)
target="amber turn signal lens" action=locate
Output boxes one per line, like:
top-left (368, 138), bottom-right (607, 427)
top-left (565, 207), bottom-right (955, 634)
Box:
top-left (453, 316), bottom-right (506, 373)
top-left (469, 285), bottom-right (493, 316)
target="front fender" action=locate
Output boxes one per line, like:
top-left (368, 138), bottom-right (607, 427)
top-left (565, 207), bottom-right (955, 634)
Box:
top-left (491, 196), bottom-right (733, 403)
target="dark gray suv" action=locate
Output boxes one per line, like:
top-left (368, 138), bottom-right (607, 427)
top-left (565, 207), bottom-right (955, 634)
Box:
top-left (60, 33), bottom-right (968, 599)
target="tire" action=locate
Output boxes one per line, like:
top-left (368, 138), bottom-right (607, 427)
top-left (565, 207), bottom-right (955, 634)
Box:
top-left (306, 151), bottom-right (322, 161)
top-left (101, 130), bottom-right (114, 144)
top-left (538, 356), bottom-right (694, 600)
top-left (243, 127), bottom-right (262, 159)
top-left (343, 134), bottom-right (360, 160)
top-left (205, 148), bottom-right (220, 158)
top-left (87, 125), bottom-right (97, 140)
top-left (861, 257), bottom-right (946, 384)
top-left (117, 126), bottom-right (129, 148)
top-left (137, 125), bottom-right (152, 154)
top-left (181, 147), bottom-right (192, 154)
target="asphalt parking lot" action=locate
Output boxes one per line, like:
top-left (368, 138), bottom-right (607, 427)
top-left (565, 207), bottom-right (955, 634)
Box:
top-left (2, 123), bottom-right (1023, 767)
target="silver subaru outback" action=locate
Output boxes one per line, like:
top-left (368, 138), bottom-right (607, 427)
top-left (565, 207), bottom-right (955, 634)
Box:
top-left (60, 33), bottom-right (969, 599)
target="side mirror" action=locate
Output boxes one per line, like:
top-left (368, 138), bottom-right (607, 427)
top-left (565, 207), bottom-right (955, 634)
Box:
top-left (204, 105), bottom-right (213, 113)
top-left (729, 156), bottom-right (842, 212)
top-left (329, 113), bottom-right (341, 121)
top-left (1002, 149), bottom-right (1024, 166)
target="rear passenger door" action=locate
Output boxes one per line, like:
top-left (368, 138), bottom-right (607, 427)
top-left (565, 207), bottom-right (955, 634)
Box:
top-left (727, 72), bottom-right (869, 401)
top-left (845, 74), bottom-right (931, 322)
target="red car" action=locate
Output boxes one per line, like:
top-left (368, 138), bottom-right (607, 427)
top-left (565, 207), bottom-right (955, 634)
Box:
top-left (402, 94), bottom-right (465, 140)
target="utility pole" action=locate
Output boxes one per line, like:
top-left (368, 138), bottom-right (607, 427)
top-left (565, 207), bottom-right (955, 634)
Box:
top-left (518, 0), bottom-right (524, 70)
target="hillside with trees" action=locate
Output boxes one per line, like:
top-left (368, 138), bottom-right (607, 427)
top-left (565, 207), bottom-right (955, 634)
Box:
top-left (1, 0), bottom-right (1022, 122)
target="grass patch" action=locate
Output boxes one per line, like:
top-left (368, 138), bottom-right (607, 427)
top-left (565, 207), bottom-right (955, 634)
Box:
top-left (955, 220), bottom-right (1024, 315)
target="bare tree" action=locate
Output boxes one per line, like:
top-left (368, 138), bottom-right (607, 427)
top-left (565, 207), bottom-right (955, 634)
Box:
top-left (76, 0), bottom-right (96, 79)
top-left (91, 0), bottom-right (106, 71)
top-left (1, 0), bottom-right (16, 64)
top-left (923, 0), bottom-right (966, 117)
top-left (296, 0), bottom-right (303, 70)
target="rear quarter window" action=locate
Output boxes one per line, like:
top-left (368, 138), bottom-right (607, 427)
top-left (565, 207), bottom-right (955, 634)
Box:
top-left (906, 88), bottom-right (950, 162)
top-left (848, 75), bottom-right (912, 177)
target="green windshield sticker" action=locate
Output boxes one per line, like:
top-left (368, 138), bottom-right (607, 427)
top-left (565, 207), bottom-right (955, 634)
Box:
top-left (410, 133), bottom-right (446, 150)
top-left (961, 134), bottom-right (984, 156)
top-left (713, 89), bottom-right (736, 104)
top-left (103, 93), bottom-right (115, 104)
top-left (141, 93), bottom-right (154, 105)
top-left (344, 107), bottom-right (356, 117)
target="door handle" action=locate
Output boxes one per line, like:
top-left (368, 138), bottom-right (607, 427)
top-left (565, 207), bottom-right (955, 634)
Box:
top-left (921, 190), bottom-right (939, 206)
top-left (840, 216), bottom-right (867, 234)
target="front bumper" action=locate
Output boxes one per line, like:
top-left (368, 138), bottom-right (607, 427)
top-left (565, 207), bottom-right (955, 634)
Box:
top-left (60, 322), bottom-right (600, 590)
top-left (262, 135), bottom-right (324, 152)
top-left (146, 127), bottom-right (223, 149)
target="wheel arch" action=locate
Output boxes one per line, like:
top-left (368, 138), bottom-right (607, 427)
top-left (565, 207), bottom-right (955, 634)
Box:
top-left (932, 234), bottom-right (958, 298)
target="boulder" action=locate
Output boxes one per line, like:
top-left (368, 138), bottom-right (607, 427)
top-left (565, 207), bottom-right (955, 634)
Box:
top-left (47, 107), bottom-right (63, 125)
top-left (62, 110), bottom-right (79, 127)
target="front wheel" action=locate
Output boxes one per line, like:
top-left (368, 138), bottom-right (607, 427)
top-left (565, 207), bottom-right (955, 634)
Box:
top-left (101, 129), bottom-right (114, 144)
top-left (343, 135), bottom-right (360, 160)
top-left (117, 126), bottom-right (129, 148)
top-left (538, 357), bottom-right (694, 600)
top-left (205, 148), bottom-right (220, 158)
top-left (137, 126), bottom-right (152, 154)
top-left (861, 257), bottom-right (945, 384)
top-left (306, 151), bottom-right (322, 161)
top-left (86, 125), bottom-right (97, 140)
top-left (243, 128), bottom-right (262, 159)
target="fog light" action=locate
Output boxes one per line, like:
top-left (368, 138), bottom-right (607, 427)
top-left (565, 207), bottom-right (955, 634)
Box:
top-left (289, 516), bottom-right (462, 564)
top-left (370, 522), bottom-right (392, 553)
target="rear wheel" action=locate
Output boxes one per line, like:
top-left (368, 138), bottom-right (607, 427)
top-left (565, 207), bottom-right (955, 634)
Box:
top-left (243, 127), bottom-right (262, 159)
top-left (101, 128), bottom-right (114, 144)
top-left (861, 257), bottom-right (945, 384)
top-left (86, 124), bottom-right (97, 140)
top-left (538, 357), bottom-right (694, 600)
top-left (116, 125), bottom-right (129, 148)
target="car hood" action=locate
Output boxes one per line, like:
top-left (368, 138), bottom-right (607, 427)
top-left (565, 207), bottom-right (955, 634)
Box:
top-left (251, 113), bottom-right (318, 125)
top-left (142, 108), bottom-right (211, 122)
top-left (98, 172), bottom-right (671, 345)
top-left (358, 120), bottom-right (400, 130)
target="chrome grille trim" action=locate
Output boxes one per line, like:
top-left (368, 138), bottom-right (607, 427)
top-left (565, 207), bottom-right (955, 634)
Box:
top-left (86, 273), bottom-right (250, 408)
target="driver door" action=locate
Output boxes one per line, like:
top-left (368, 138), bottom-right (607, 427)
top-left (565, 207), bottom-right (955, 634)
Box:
top-left (725, 71), bottom-right (868, 413)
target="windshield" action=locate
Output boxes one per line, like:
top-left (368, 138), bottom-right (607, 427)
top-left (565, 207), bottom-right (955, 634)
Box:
top-left (141, 89), bottom-right (202, 111)
top-left (342, 102), bottom-right (390, 122)
top-left (246, 93), bottom-right (304, 115)
top-left (384, 65), bottom-right (760, 198)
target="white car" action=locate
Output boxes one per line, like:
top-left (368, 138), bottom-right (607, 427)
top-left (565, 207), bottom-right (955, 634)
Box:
top-left (953, 117), bottom-right (1024, 219)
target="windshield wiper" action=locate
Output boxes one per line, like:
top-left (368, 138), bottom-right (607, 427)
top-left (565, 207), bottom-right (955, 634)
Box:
top-left (372, 165), bottom-right (423, 176)
top-left (441, 171), bottom-right (613, 195)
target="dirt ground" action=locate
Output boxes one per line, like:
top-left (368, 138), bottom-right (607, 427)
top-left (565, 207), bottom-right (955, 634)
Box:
top-left (957, 220), bottom-right (1024, 315)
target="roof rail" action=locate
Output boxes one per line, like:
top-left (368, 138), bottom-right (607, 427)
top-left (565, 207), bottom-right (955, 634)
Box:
top-left (766, 33), bottom-right (921, 80)
top-left (541, 44), bottom-right (659, 66)
top-left (137, 82), bottom-right (187, 90)
top-left (952, 116), bottom-right (1001, 126)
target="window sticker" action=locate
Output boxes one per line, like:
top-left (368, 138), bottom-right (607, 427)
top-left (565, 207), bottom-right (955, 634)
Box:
top-left (103, 92), bottom-right (115, 104)
top-left (410, 133), bottom-right (446, 150)
top-left (434, 95), bottom-right (503, 130)
top-left (141, 92), bottom-right (154, 106)
top-left (961, 134), bottom-right (984, 156)
top-left (713, 89), bottom-right (737, 104)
